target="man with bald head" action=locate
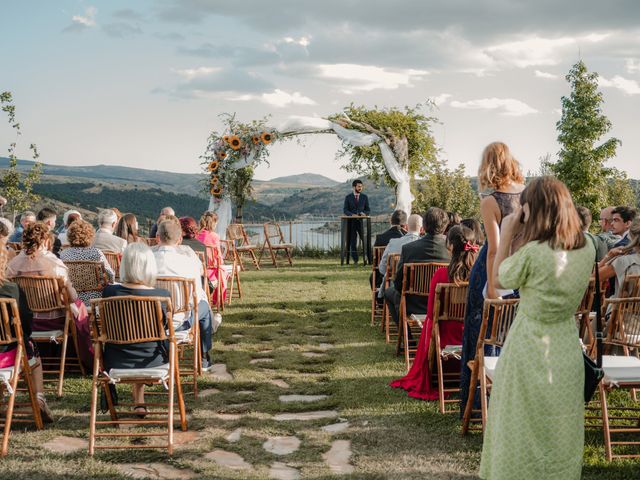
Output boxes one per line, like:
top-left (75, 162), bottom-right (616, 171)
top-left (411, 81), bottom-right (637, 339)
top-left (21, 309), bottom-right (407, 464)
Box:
top-left (596, 206), bottom-right (621, 250)
top-left (149, 206), bottom-right (176, 238)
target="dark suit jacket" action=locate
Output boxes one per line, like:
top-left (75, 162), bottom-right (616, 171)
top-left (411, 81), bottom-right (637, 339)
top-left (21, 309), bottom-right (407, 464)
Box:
top-left (343, 193), bottom-right (370, 216)
top-left (394, 234), bottom-right (450, 315)
top-left (374, 226), bottom-right (405, 248)
top-left (614, 234), bottom-right (630, 248)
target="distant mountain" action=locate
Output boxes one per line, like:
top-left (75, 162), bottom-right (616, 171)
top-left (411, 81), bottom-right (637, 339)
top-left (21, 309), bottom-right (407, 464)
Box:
top-left (262, 173), bottom-right (339, 186)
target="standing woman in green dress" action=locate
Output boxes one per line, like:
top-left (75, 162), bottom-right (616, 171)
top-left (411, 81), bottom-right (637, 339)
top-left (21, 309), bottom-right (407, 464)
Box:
top-left (480, 176), bottom-right (594, 480)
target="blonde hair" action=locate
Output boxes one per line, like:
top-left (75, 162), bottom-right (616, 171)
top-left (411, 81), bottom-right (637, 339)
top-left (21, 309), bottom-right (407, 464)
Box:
top-left (199, 211), bottom-right (218, 232)
top-left (478, 142), bottom-right (524, 190)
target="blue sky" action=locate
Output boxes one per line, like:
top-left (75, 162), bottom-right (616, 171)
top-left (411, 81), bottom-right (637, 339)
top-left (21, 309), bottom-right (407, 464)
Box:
top-left (2, 1), bottom-right (640, 182)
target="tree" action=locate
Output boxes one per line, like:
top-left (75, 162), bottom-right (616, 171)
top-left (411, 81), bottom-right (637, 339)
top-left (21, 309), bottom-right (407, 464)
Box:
top-left (549, 61), bottom-right (621, 216)
top-left (1, 91), bottom-right (42, 222)
top-left (606, 167), bottom-right (636, 208)
top-left (413, 161), bottom-right (480, 219)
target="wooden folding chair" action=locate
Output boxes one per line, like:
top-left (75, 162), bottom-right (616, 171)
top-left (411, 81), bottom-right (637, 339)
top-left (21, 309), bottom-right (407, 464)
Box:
top-left (591, 296), bottom-right (640, 460)
top-left (11, 275), bottom-right (85, 397)
top-left (430, 282), bottom-right (469, 414)
top-left (370, 246), bottom-right (386, 327)
top-left (258, 222), bottom-right (294, 268)
top-left (461, 297), bottom-right (519, 434)
top-left (382, 253), bottom-right (401, 344)
top-left (0, 298), bottom-right (43, 456)
top-left (226, 224), bottom-right (260, 271)
top-left (397, 262), bottom-right (448, 371)
top-left (63, 260), bottom-right (110, 300)
top-left (6, 243), bottom-right (21, 252)
top-left (102, 251), bottom-right (121, 281)
top-left (576, 277), bottom-right (596, 353)
top-left (88, 296), bottom-right (187, 455)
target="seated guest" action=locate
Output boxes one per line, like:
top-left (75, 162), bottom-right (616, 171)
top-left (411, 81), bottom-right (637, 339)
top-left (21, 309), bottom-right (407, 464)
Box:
top-left (115, 213), bottom-right (144, 245)
top-left (154, 220), bottom-right (214, 370)
top-left (36, 208), bottom-right (62, 257)
top-left (196, 211), bottom-right (229, 303)
top-left (596, 206), bottom-right (621, 249)
top-left (149, 207), bottom-right (175, 238)
top-left (445, 211), bottom-right (462, 234)
top-left (6, 222), bottom-right (78, 332)
top-left (378, 214), bottom-right (423, 296)
top-left (461, 218), bottom-right (485, 246)
top-left (390, 225), bottom-right (478, 399)
top-left (371, 210), bottom-right (407, 289)
top-left (60, 220), bottom-right (115, 306)
top-left (0, 219), bottom-right (17, 261)
top-left (180, 217), bottom-right (205, 253)
top-left (611, 206), bottom-right (637, 248)
top-left (9, 210), bottom-right (35, 243)
top-left (58, 211), bottom-right (81, 246)
top-left (598, 217), bottom-right (640, 298)
top-left (384, 207), bottom-right (450, 326)
top-left (576, 206), bottom-right (607, 261)
top-left (0, 245), bottom-right (54, 422)
top-left (101, 243), bottom-right (171, 412)
top-left (93, 209), bottom-right (127, 253)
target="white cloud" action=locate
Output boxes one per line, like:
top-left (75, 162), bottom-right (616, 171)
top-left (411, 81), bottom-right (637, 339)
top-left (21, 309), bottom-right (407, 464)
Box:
top-left (430, 93), bottom-right (452, 106)
top-left (282, 36), bottom-right (311, 47)
top-left (625, 58), bottom-right (640, 74)
top-left (534, 70), bottom-right (558, 79)
top-left (318, 64), bottom-right (428, 92)
top-left (229, 89), bottom-right (316, 108)
top-left (599, 75), bottom-right (640, 95)
top-left (450, 97), bottom-right (538, 116)
top-left (173, 66), bottom-right (221, 80)
top-left (72, 6), bottom-right (97, 27)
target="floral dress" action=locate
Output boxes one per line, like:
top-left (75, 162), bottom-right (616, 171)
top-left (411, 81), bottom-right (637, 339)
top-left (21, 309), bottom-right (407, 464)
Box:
top-left (479, 240), bottom-right (594, 480)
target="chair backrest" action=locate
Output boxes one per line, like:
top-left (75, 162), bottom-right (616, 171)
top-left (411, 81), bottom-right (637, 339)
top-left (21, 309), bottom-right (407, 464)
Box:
top-left (102, 251), bottom-right (121, 277)
top-left (90, 296), bottom-right (174, 345)
top-left (203, 245), bottom-right (222, 270)
top-left (401, 262), bottom-right (449, 297)
top-left (385, 254), bottom-right (401, 286)
top-left (433, 282), bottom-right (469, 323)
top-left (264, 223), bottom-right (285, 244)
top-left (372, 246), bottom-right (386, 270)
top-left (619, 274), bottom-right (640, 298)
top-left (11, 275), bottom-right (68, 313)
top-left (7, 242), bottom-right (21, 252)
top-left (576, 277), bottom-right (596, 319)
top-left (604, 296), bottom-right (640, 349)
top-left (155, 277), bottom-right (197, 318)
top-left (226, 224), bottom-right (245, 243)
top-left (0, 298), bottom-right (22, 346)
top-left (64, 260), bottom-right (109, 294)
top-left (480, 298), bottom-right (520, 350)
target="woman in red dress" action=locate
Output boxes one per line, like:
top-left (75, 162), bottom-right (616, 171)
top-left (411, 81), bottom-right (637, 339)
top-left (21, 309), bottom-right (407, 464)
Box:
top-left (195, 212), bottom-right (228, 303)
top-left (390, 225), bottom-right (479, 400)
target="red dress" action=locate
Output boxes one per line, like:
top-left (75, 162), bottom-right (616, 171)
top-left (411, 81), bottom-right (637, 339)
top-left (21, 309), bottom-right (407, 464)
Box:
top-left (389, 267), bottom-right (464, 400)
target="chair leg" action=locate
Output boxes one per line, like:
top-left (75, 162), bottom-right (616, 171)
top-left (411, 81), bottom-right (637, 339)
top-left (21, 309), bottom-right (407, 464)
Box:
top-left (175, 364), bottom-right (187, 432)
top-left (479, 369), bottom-right (489, 432)
top-left (249, 249), bottom-right (261, 270)
top-left (88, 359), bottom-right (100, 455)
top-left (600, 383), bottom-right (613, 461)
top-left (24, 359), bottom-right (43, 430)
top-left (57, 328), bottom-right (70, 398)
top-left (1, 365), bottom-right (20, 456)
top-left (285, 247), bottom-right (293, 266)
top-left (435, 330), bottom-right (446, 414)
top-left (403, 320), bottom-right (411, 371)
top-left (269, 244), bottom-right (277, 268)
top-left (461, 360), bottom-right (478, 434)
top-left (167, 357), bottom-right (175, 455)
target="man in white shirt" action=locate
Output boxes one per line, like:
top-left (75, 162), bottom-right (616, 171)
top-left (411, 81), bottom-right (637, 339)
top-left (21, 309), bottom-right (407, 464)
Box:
top-left (154, 220), bottom-right (214, 369)
top-left (93, 209), bottom-right (127, 253)
top-left (377, 214), bottom-right (423, 297)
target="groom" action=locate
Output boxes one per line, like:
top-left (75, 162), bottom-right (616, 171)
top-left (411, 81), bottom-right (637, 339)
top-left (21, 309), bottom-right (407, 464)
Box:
top-left (343, 179), bottom-right (371, 264)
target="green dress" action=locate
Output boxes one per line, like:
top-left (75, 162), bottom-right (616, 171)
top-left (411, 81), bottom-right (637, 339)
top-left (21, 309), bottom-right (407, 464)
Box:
top-left (479, 240), bottom-right (594, 480)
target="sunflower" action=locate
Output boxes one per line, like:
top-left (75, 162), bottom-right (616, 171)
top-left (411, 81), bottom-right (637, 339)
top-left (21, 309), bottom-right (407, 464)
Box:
top-left (252, 135), bottom-right (261, 145)
top-left (228, 135), bottom-right (242, 150)
top-left (260, 131), bottom-right (273, 144)
top-left (210, 184), bottom-right (223, 196)
top-left (222, 135), bottom-right (230, 143)
top-left (210, 175), bottom-right (219, 185)
top-left (207, 160), bottom-right (219, 172)
top-left (216, 150), bottom-right (227, 160)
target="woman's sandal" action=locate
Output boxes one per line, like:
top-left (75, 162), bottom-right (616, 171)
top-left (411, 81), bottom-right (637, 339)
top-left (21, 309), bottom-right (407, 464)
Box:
top-left (133, 405), bottom-right (148, 419)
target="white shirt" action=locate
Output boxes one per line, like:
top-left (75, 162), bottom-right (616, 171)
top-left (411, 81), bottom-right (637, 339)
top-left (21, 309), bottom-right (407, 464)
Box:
top-left (153, 245), bottom-right (207, 304)
top-left (377, 232), bottom-right (420, 296)
top-left (93, 228), bottom-right (127, 253)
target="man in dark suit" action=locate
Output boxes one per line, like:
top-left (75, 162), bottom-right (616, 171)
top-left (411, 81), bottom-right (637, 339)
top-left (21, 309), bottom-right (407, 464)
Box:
top-left (343, 179), bottom-right (371, 264)
top-left (611, 206), bottom-right (637, 248)
top-left (370, 209), bottom-right (407, 289)
top-left (384, 207), bottom-right (450, 326)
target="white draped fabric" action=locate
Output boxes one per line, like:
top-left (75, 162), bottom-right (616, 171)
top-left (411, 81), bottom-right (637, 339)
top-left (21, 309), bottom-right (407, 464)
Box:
top-left (209, 115), bottom-right (412, 239)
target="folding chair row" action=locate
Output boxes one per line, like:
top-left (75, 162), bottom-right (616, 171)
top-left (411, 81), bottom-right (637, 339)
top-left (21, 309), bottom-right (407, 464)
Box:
top-left (370, 246), bottom-right (386, 327)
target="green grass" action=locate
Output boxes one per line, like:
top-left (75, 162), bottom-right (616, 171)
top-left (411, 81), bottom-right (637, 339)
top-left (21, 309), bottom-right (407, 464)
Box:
top-left (0, 259), bottom-right (638, 478)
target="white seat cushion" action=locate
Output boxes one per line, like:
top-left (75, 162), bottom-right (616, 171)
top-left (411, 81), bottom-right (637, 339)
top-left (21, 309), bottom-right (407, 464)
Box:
top-left (602, 355), bottom-right (640, 384)
top-left (484, 356), bottom-right (499, 380)
top-left (441, 345), bottom-right (462, 359)
top-left (0, 366), bottom-right (15, 383)
top-left (107, 363), bottom-right (170, 382)
top-left (174, 330), bottom-right (192, 344)
top-left (31, 330), bottom-right (64, 340)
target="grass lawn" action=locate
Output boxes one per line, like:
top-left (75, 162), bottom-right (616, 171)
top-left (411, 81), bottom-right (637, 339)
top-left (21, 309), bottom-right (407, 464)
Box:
top-left (0, 258), bottom-right (638, 478)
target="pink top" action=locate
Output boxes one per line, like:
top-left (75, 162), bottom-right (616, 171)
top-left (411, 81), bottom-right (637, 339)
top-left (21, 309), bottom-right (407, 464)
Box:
top-left (196, 229), bottom-right (224, 262)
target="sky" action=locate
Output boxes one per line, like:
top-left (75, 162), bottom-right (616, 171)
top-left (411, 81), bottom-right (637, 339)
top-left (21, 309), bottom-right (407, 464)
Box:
top-left (1, 0), bottom-right (640, 182)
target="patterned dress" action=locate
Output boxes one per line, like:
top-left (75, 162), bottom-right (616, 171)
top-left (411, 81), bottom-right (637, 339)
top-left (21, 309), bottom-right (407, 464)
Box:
top-left (60, 247), bottom-right (115, 306)
top-left (479, 240), bottom-right (594, 480)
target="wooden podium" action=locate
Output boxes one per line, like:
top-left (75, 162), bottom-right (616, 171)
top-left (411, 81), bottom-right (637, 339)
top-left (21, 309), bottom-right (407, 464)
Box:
top-left (340, 215), bottom-right (372, 265)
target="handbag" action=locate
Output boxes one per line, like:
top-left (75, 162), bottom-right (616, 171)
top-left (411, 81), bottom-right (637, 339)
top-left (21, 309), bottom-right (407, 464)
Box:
top-left (583, 257), bottom-right (604, 403)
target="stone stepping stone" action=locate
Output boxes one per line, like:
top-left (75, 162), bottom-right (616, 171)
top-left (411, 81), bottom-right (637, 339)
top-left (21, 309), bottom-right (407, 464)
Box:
top-left (42, 436), bottom-right (88, 454)
top-left (322, 421), bottom-right (350, 434)
top-left (173, 430), bottom-right (201, 446)
top-left (209, 364), bottom-right (233, 381)
top-left (231, 334), bottom-right (244, 338)
top-left (213, 413), bottom-right (244, 421)
top-left (279, 394), bottom-right (328, 403)
top-left (318, 343), bottom-right (335, 350)
top-left (199, 388), bottom-right (221, 398)
top-left (116, 463), bottom-right (196, 479)
top-left (269, 379), bottom-right (290, 389)
top-left (226, 428), bottom-right (242, 443)
top-left (274, 410), bottom-right (338, 421)
top-left (308, 335), bottom-right (327, 339)
top-left (262, 436), bottom-right (301, 455)
top-left (323, 440), bottom-right (354, 475)
top-left (227, 402), bottom-right (252, 409)
top-left (302, 352), bottom-right (326, 358)
top-left (259, 348), bottom-right (274, 353)
top-left (204, 449), bottom-right (253, 471)
top-left (236, 390), bottom-right (255, 396)
top-left (269, 462), bottom-right (301, 480)
top-left (250, 358), bottom-right (274, 364)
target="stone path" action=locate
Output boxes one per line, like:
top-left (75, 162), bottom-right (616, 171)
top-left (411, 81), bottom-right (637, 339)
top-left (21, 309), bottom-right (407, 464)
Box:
top-left (323, 440), bottom-right (355, 475)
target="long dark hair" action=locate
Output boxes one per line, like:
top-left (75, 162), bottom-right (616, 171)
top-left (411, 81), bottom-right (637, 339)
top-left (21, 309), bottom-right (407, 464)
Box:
top-left (447, 225), bottom-right (478, 284)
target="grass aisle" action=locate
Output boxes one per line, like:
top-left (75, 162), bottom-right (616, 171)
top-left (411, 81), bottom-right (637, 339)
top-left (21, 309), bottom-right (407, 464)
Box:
top-left (0, 259), bottom-right (636, 478)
